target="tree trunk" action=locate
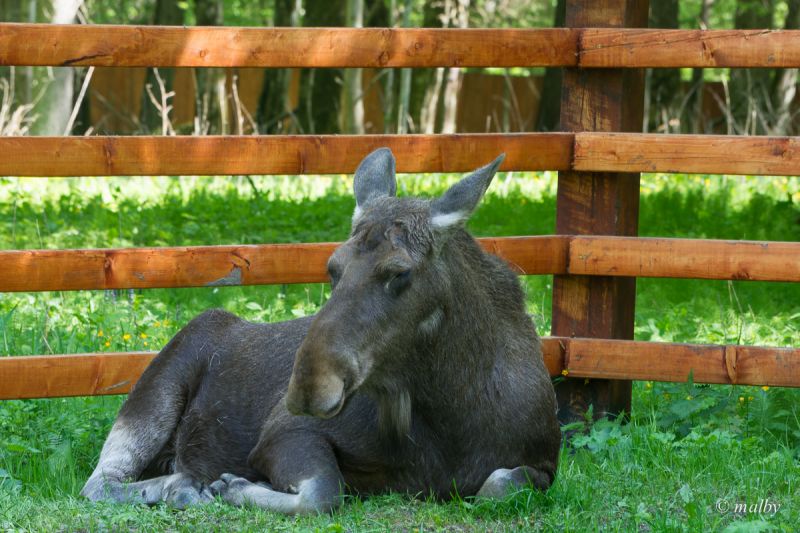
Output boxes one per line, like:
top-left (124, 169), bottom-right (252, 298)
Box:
top-left (256, 0), bottom-right (298, 133)
top-left (35, 0), bottom-right (82, 135)
top-left (440, 0), bottom-right (469, 134)
top-left (772, 0), bottom-right (799, 135)
top-left (730, 0), bottom-right (774, 134)
top-left (688, 0), bottom-right (713, 133)
top-left (296, 0), bottom-right (345, 134)
top-left (381, 0), bottom-right (397, 132)
top-left (194, 0), bottom-right (227, 134)
top-left (646, 0), bottom-right (680, 133)
top-left (535, 0), bottom-right (566, 131)
top-left (340, 0), bottom-right (365, 133)
top-left (140, 0), bottom-right (184, 133)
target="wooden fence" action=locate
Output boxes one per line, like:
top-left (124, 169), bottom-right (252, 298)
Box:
top-left (1, 1), bottom-right (799, 420)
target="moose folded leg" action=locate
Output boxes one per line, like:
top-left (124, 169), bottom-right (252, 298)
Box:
top-left (210, 433), bottom-right (344, 515)
top-left (82, 471), bottom-right (213, 508)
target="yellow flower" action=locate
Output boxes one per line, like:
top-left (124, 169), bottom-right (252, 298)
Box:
top-left (686, 395), bottom-right (693, 401)
top-left (144, 341), bottom-right (148, 347)
top-left (104, 341), bottom-right (111, 348)
top-left (140, 333), bottom-right (148, 339)
top-left (122, 333), bottom-right (131, 341)
top-left (748, 396), bottom-right (754, 402)
top-left (645, 382), bottom-right (653, 389)
top-left (761, 386), bottom-right (769, 392)
top-left (97, 330), bottom-right (104, 337)
top-left (739, 396), bottom-right (745, 402)
top-left (153, 321), bottom-right (161, 328)
top-left (561, 369), bottom-right (569, 376)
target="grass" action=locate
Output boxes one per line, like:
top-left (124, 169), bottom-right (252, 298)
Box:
top-left (0, 171), bottom-right (799, 531)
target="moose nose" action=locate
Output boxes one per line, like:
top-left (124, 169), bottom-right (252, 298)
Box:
top-left (286, 373), bottom-right (346, 419)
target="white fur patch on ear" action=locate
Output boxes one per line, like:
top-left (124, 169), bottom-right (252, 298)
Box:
top-left (430, 210), bottom-right (467, 229)
top-left (352, 205), bottom-right (363, 224)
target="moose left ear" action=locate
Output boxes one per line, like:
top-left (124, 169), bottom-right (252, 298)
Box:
top-left (430, 153), bottom-right (505, 230)
top-left (353, 147), bottom-right (397, 212)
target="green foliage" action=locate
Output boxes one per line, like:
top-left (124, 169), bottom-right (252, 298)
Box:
top-left (0, 171), bottom-right (799, 529)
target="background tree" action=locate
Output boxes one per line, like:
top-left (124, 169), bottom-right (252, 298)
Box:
top-left (194, 0), bottom-right (227, 134)
top-left (35, 0), bottom-right (82, 135)
top-left (256, 0), bottom-right (299, 134)
top-left (771, 0), bottom-right (799, 134)
top-left (730, 0), bottom-right (774, 134)
top-left (340, 0), bottom-right (365, 133)
top-left (645, 0), bottom-right (681, 133)
top-left (535, 0), bottom-right (565, 131)
top-left (295, 0), bottom-right (345, 134)
top-left (139, 0), bottom-right (184, 133)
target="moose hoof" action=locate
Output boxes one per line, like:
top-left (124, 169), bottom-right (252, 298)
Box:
top-left (477, 466), bottom-right (552, 499)
top-left (163, 474), bottom-right (214, 509)
top-left (209, 473), bottom-right (254, 506)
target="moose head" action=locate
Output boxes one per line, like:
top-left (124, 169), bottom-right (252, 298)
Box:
top-left (285, 148), bottom-right (505, 423)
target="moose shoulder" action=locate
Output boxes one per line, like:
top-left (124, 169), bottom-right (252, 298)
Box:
top-left (81, 148), bottom-right (561, 514)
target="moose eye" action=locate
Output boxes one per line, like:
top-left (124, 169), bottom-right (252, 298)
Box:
top-left (387, 270), bottom-right (412, 296)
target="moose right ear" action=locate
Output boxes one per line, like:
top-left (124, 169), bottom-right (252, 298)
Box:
top-left (353, 148), bottom-right (397, 221)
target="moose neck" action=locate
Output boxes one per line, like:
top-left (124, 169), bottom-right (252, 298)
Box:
top-left (375, 231), bottom-right (532, 440)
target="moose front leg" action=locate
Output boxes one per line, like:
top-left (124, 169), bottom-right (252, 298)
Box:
top-left (210, 432), bottom-right (344, 515)
top-left (209, 473), bottom-right (341, 515)
top-left (477, 465), bottom-right (554, 498)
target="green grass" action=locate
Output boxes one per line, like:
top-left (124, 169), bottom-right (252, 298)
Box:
top-left (1, 172), bottom-right (799, 531)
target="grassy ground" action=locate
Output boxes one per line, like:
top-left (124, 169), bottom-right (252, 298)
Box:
top-left (1, 172), bottom-right (799, 531)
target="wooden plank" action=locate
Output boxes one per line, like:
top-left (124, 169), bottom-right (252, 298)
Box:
top-left (568, 237), bottom-right (800, 282)
top-left (0, 24), bottom-right (578, 68)
top-left (551, 0), bottom-right (648, 423)
top-left (575, 133), bottom-right (800, 176)
top-left (580, 29), bottom-right (800, 68)
top-left (0, 352), bottom-right (155, 399)
top-left (0, 134), bottom-right (573, 177)
top-left (0, 236), bottom-right (569, 292)
top-left (564, 338), bottom-right (800, 388)
top-left (3, 338), bottom-right (798, 399)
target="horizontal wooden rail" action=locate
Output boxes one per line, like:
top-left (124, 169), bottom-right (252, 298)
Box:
top-left (3, 235), bottom-right (798, 293)
top-left (3, 25), bottom-right (800, 69)
top-left (579, 29), bottom-right (800, 68)
top-left (574, 133), bottom-right (800, 176)
top-left (0, 237), bottom-right (567, 292)
top-left (0, 134), bottom-right (572, 176)
top-left (2, 133), bottom-right (799, 177)
top-left (568, 237), bottom-right (800, 283)
top-left (2, 337), bottom-right (797, 399)
top-left (0, 24), bottom-right (577, 68)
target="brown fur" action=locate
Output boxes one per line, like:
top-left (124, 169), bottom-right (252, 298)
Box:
top-left (82, 149), bottom-right (561, 513)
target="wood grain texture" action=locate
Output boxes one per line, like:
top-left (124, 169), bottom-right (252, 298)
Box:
top-left (580, 29), bottom-right (800, 68)
top-left (0, 352), bottom-right (155, 399)
top-left (4, 24), bottom-right (800, 69)
top-left (574, 133), bottom-right (800, 176)
top-left (569, 237), bottom-right (800, 282)
top-left (2, 133), bottom-right (798, 177)
top-left (563, 338), bottom-right (800, 388)
top-left (551, 0), bottom-right (648, 422)
top-left (0, 134), bottom-right (573, 177)
top-left (3, 338), bottom-right (797, 399)
top-left (0, 24), bottom-right (577, 67)
top-left (0, 236), bottom-right (569, 292)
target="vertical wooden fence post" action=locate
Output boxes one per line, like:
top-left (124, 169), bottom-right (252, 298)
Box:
top-left (552, 0), bottom-right (649, 422)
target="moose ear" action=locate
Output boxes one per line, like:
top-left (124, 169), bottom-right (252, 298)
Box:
top-left (353, 148), bottom-right (397, 219)
top-left (430, 154), bottom-right (505, 231)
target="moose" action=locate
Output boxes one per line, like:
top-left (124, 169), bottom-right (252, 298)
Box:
top-left (81, 148), bottom-right (561, 513)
